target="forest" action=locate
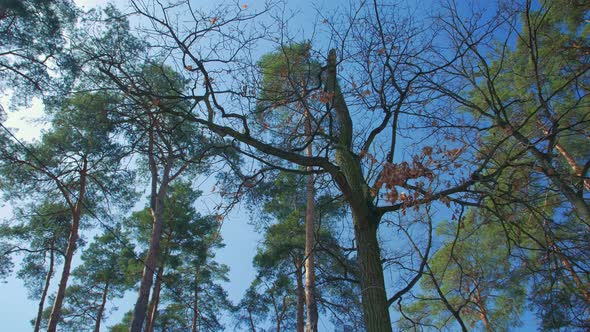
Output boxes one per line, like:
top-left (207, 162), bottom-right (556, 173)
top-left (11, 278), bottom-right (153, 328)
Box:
top-left (0, 0), bottom-right (588, 331)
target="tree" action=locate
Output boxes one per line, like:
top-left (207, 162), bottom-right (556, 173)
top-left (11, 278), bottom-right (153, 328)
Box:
top-left (399, 211), bottom-right (526, 331)
top-left (115, 3), bottom-right (460, 330)
top-left (126, 181), bottom-right (232, 332)
top-left (433, 0), bottom-right (589, 327)
top-left (0, 91), bottom-right (132, 332)
top-left (109, 63), bottom-right (227, 331)
top-left (72, 9), bottom-right (238, 328)
top-left (0, 0), bottom-right (77, 99)
top-left (257, 43), bottom-right (322, 331)
top-left (56, 227), bottom-right (139, 332)
top-left (0, 200), bottom-right (70, 332)
top-left (241, 172), bottom-right (364, 331)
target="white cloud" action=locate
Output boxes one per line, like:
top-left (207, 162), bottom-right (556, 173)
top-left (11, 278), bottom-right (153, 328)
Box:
top-left (2, 95), bottom-right (49, 143)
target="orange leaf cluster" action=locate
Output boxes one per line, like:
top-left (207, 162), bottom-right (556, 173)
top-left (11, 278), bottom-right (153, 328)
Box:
top-left (374, 159), bottom-right (434, 203)
top-left (310, 90), bottom-right (334, 103)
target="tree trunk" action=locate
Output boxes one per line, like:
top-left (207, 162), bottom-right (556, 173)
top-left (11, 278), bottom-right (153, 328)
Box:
top-left (46, 214), bottom-right (81, 332)
top-left (131, 122), bottom-right (170, 332)
top-left (553, 245), bottom-right (590, 304)
top-left (554, 142), bottom-right (590, 191)
top-left (247, 308), bottom-right (256, 332)
top-left (295, 258), bottom-right (305, 332)
top-left (191, 271), bottom-right (199, 332)
top-left (145, 264), bottom-right (164, 332)
top-left (326, 49), bottom-right (392, 330)
top-left (304, 112), bottom-right (318, 332)
top-left (472, 283), bottom-right (492, 332)
top-left (34, 247), bottom-right (54, 332)
top-left (352, 209), bottom-right (392, 332)
top-left (130, 192), bottom-right (166, 332)
top-left (47, 164), bottom-right (87, 332)
top-left (94, 282), bottom-right (109, 332)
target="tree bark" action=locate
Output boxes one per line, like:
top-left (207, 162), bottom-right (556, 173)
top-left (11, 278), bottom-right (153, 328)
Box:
top-left (47, 162), bottom-right (87, 332)
top-left (94, 282), bottom-right (109, 332)
top-left (130, 189), bottom-right (166, 332)
top-left (472, 283), bottom-right (492, 332)
top-left (352, 209), bottom-right (393, 332)
top-left (191, 267), bottom-right (199, 332)
top-left (46, 210), bottom-right (81, 332)
top-left (34, 247), bottom-right (54, 332)
top-left (145, 264), bottom-right (164, 332)
top-left (554, 142), bottom-right (590, 191)
top-left (304, 112), bottom-right (318, 332)
top-left (295, 258), bottom-right (305, 332)
top-left (130, 119), bottom-right (170, 332)
top-left (326, 49), bottom-right (392, 332)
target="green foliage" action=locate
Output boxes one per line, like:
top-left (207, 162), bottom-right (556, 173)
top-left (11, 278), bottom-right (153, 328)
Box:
top-left (0, 91), bottom-right (133, 212)
top-left (125, 181), bottom-right (232, 331)
top-left (0, 200), bottom-right (70, 294)
top-left (255, 42), bottom-right (324, 143)
top-left (239, 171), bottom-right (364, 330)
top-left (55, 227), bottom-right (140, 330)
top-left (399, 211), bottom-right (526, 331)
top-left (108, 311), bottom-right (133, 332)
top-left (0, 0), bottom-right (77, 99)
top-left (258, 42), bottom-right (320, 108)
top-left (458, 2), bottom-right (590, 329)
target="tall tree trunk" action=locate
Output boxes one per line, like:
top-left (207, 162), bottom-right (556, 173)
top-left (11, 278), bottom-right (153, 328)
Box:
top-left (326, 49), bottom-right (392, 332)
top-left (191, 270), bottom-right (199, 332)
top-left (472, 283), bottom-right (492, 332)
top-left (47, 164), bottom-right (87, 332)
top-left (304, 112), bottom-right (318, 332)
top-left (94, 282), bottom-right (109, 332)
top-left (553, 244), bottom-right (590, 304)
top-left (46, 208), bottom-right (81, 332)
top-left (145, 264), bottom-right (164, 332)
top-left (295, 258), bottom-right (305, 332)
top-left (131, 121), bottom-right (170, 332)
top-left (247, 308), bottom-right (256, 332)
top-left (130, 190), bottom-right (166, 332)
top-left (34, 247), bottom-right (54, 332)
top-left (352, 209), bottom-right (393, 332)
top-left (554, 142), bottom-right (590, 191)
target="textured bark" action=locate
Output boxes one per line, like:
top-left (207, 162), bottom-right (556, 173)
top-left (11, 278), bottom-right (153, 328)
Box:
top-left (145, 264), bottom-right (164, 332)
top-left (539, 125), bottom-right (590, 191)
top-left (554, 142), bottom-right (590, 191)
top-left (295, 258), bottom-right (305, 332)
top-left (34, 247), bottom-right (54, 332)
top-left (94, 282), bottom-right (109, 332)
top-left (304, 113), bottom-right (318, 332)
top-left (352, 210), bottom-right (393, 332)
top-left (47, 162), bottom-right (87, 332)
top-left (511, 129), bottom-right (590, 221)
top-left (46, 210), bottom-right (81, 332)
top-left (191, 268), bottom-right (199, 332)
top-left (130, 119), bottom-right (171, 332)
top-left (471, 283), bottom-right (491, 332)
top-left (130, 191), bottom-right (166, 332)
top-left (326, 49), bottom-right (392, 332)
top-left (554, 246), bottom-right (590, 304)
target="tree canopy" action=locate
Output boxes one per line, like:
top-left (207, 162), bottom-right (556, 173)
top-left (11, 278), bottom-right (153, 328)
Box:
top-left (0, 1), bottom-right (587, 331)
